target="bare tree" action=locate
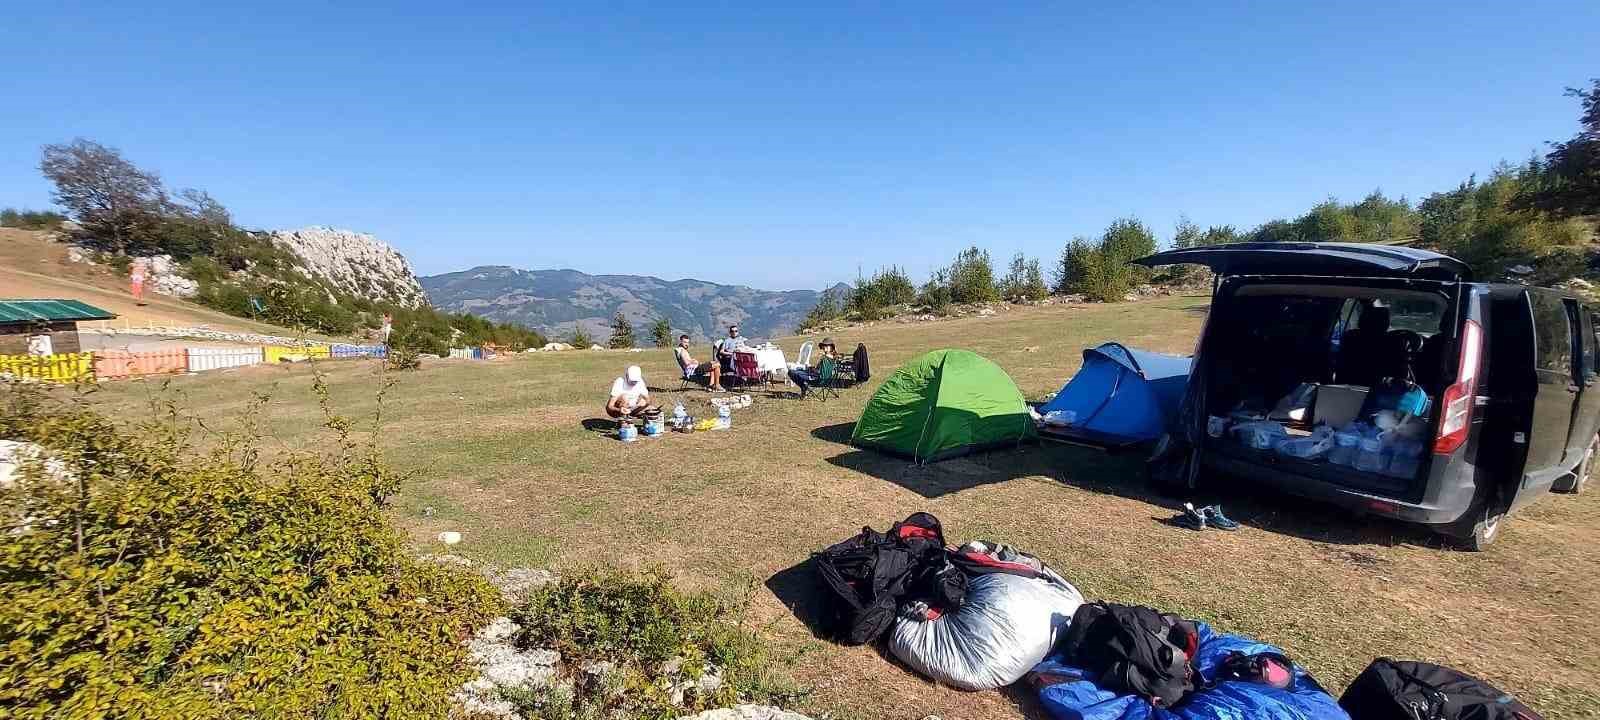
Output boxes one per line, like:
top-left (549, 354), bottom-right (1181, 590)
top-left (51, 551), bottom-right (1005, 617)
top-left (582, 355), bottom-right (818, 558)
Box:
top-left (39, 139), bottom-right (164, 254)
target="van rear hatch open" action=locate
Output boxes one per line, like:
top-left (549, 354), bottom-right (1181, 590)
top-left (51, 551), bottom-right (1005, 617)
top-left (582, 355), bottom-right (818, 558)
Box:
top-left (1134, 242), bottom-right (1473, 282)
top-left (1136, 243), bottom-right (1473, 511)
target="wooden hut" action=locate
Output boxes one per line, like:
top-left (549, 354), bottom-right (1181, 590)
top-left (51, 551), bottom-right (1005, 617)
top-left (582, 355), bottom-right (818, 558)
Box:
top-left (0, 299), bottom-right (117, 355)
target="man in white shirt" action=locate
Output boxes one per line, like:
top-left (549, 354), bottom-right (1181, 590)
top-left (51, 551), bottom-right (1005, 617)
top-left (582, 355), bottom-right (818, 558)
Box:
top-left (606, 365), bottom-right (658, 419)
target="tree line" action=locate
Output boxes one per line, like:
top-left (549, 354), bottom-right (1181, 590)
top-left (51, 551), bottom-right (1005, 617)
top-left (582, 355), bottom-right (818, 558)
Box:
top-left (802, 78), bottom-right (1600, 325)
top-left (24, 138), bottom-right (545, 353)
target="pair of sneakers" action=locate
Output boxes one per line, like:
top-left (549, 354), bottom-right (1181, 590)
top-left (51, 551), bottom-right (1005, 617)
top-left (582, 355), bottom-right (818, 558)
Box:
top-left (1173, 502), bottom-right (1240, 531)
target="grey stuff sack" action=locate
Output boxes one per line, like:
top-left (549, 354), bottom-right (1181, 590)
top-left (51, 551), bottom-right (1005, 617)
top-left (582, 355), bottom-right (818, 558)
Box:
top-left (888, 571), bottom-right (1085, 691)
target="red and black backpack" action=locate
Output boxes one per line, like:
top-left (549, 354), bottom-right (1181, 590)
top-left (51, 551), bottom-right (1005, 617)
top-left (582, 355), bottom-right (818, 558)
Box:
top-left (812, 512), bottom-right (963, 645)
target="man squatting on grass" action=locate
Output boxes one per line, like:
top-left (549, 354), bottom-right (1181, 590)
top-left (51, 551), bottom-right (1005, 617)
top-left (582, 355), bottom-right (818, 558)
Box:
top-left (606, 365), bottom-right (660, 419)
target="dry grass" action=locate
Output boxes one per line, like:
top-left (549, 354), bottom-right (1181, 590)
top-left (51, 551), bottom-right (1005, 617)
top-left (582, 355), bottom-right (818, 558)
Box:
top-left (85, 296), bottom-right (1600, 719)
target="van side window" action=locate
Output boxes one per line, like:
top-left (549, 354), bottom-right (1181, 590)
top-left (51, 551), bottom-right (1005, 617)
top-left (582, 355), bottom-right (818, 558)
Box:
top-left (1531, 293), bottom-right (1573, 375)
top-left (1585, 310), bottom-right (1600, 381)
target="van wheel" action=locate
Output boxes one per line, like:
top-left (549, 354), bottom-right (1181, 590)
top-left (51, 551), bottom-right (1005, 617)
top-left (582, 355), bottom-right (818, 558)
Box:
top-left (1460, 500), bottom-right (1506, 552)
top-left (1554, 434), bottom-right (1596, 494)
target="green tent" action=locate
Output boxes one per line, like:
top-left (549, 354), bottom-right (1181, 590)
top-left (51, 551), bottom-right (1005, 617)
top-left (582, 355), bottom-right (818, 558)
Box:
top-left (851, 349), bottom-right (1037, 463)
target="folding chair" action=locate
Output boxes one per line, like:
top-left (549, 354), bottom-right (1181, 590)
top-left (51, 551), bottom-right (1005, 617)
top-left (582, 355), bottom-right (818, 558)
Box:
top-left (811, 356), bottom-right (841, 400)
top-left (733, 351), bottom-right (764, 387)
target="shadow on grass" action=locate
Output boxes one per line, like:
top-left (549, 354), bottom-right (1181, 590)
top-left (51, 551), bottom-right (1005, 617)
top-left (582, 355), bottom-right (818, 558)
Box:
top-left (579, 418), bottom-right (617, 434)
top-left (764, 557), bottom-right (830, 641)
top-left (812, 421), bottom-right (1448, 549)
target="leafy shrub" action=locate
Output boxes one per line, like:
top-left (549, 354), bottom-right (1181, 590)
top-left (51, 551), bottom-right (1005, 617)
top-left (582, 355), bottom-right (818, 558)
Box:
top-left (387, 345), bottom-right (423, 370)
top-left (1055, 218), bottom-right (1158, 302)
top-left (917, 269), bottom-right (953, 315)
top-left (946, 247), bottom-right (1000, 304)
top-left (1000, 252), bottom-right (1048, 302)
top-left (0, 383), bottom-right (502, 719)
top-left (510, 567), bottom-right (800, 720)
top-left (0, 207), bottom-right (67, 230)
top-left (571, 327), bottom-right (595, 348)
top-left (799, 287), bottom-right (845, 331)
top-left (846, 266), bottom-right (916, 319)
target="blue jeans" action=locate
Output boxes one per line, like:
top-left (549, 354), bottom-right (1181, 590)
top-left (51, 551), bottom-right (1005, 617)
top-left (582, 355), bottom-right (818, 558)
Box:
top-left (789, 368), bottom-right (819, 391)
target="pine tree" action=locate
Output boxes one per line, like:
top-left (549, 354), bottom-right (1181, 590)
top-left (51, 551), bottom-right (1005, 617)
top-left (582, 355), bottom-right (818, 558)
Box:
top-left (649, 317), bottom-right (672, 347)
top-left (608, 311), bottom-right (636, 349)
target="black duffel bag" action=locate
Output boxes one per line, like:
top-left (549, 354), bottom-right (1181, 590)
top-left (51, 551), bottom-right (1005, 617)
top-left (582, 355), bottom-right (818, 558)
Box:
top-left (1339, 658), bottom-right (1542, 720)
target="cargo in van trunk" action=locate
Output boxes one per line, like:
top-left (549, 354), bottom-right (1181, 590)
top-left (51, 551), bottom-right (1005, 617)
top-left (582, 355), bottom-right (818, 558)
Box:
top-left (1201, 281), bottom-right (1452, 498)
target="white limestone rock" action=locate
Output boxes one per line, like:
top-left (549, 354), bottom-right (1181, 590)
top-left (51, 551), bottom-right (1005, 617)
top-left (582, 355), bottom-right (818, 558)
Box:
top-left (271, 226), bottom-right (427, 308)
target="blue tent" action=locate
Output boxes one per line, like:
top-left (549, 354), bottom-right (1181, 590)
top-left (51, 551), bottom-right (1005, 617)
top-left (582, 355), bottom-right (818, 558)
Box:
top-left (1038, 343), bottom-right (1192, 446)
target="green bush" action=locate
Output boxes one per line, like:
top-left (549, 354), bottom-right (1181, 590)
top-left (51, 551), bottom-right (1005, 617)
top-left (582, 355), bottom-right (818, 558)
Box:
top-left (1055, 218), bottom-right (1158, 302)
top-left (846, 267), bottom-right (916, 318)
top-left (0, 207), bottom-right (67, 230)
top-left (509, 568), bottom-right (799, 720)
top-left (386, 345), bottom-right (423, 370)
top-left (0, 384), bottom-right (502, 720)
top-left (947, 247), bottom-right (1000, 304)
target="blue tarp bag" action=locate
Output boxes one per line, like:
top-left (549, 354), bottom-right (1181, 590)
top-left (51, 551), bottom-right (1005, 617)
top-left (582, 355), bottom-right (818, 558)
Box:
top-left (1032, 623), bottom-right (1349, 720)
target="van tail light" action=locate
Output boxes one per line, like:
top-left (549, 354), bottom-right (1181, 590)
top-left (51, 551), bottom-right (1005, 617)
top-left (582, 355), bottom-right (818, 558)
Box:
top-left (1434, 319), bottom-right (1483, 455)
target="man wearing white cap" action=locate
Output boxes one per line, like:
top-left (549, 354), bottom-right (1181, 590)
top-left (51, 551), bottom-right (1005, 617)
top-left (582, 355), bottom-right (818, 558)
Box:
top-left (606, 365), bottom-right (657, 419)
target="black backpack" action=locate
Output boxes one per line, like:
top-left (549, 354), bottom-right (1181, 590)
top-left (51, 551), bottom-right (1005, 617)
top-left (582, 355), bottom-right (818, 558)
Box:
top-left (1339, 659), bottom-right (1543, 720)
top-left (812, 512), bottom-right (958, 645)
top-left (1059, 602), bottom-right (1198, 708)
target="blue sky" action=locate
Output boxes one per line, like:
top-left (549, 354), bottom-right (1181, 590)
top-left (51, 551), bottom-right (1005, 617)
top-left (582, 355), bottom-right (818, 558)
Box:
top-left (3, 2), bottom-right (1597, 290)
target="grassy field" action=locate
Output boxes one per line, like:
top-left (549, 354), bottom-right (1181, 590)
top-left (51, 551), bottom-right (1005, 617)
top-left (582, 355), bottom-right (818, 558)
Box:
top-left (86, 295), bottom-right (1599, 720)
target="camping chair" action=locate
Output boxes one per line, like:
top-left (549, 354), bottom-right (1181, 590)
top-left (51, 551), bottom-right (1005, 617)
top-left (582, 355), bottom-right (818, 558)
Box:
top-left (811, 356), bottom-right (841, 400)
top-left (733, 351), bottom-right (764, 387)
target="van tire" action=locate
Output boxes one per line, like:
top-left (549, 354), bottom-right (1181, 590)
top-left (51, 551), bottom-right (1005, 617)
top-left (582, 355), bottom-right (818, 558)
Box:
top-left (1460, 499), bottom-right (1506, 552)
top-left (1553, 434), bottom-right (1596, 494)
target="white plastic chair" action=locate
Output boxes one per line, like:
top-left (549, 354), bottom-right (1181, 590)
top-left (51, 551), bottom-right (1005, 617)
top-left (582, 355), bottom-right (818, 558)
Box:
top-left (795, 341), bottom-right (814, 369)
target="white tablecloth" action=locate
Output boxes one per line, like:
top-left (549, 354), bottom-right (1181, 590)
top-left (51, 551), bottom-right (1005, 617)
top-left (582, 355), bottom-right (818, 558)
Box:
top-left (738, 346), bottom-right (788, 374)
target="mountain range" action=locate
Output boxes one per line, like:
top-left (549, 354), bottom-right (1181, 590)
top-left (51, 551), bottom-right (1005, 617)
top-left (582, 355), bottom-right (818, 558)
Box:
top-left (420, 266), bottom-right (849, 343)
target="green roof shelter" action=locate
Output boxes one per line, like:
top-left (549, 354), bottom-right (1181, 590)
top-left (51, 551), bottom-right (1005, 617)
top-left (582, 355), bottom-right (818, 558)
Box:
top-left (0, 299), bottom-right (116, 355)
top-left (851, 349), bottom-right (1037, 463)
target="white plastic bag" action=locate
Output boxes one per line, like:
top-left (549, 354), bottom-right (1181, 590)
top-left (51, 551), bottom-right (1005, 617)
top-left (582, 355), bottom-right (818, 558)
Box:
top-left (887, 573), bottom-right (1084, 691)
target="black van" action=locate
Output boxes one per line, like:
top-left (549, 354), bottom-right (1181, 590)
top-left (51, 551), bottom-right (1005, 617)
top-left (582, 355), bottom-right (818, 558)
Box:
top-left (1137, 242), bottom-right (1598, 550)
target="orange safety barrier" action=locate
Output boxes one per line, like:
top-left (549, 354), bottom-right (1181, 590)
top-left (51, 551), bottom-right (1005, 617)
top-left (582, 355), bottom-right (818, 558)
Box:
top-left (94, 349), bottom-right (189, 380)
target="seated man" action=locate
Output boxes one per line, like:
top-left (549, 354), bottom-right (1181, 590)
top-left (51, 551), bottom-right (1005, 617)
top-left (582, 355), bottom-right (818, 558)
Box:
top-left (715, 324), bottom-right (747, 374)
top-left (674, 334), bottom-right (724, 391)
top-left (788, 338), bottom-right (839, 398)
top-left (606, 365), bottom-right (659, 419)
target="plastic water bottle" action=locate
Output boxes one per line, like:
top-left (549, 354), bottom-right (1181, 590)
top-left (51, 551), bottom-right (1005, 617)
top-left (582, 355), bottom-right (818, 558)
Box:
top-left (673, 402), bottom-right (687, 429)
top-left (1355, 436), bottom-right (1385, 473)
top-left (717, 404), bottom-right (732, 430)
top-left (1329, 430), bottom-right (1360, 466)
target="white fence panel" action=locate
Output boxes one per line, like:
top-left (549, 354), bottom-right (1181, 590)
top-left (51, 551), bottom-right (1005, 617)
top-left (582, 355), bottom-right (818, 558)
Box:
top-left (187, 347), bottom-right (264, 372)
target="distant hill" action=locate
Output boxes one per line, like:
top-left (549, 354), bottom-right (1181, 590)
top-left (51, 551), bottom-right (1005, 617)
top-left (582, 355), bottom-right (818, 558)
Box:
top-left (420, 266), bottom-right (849, 342)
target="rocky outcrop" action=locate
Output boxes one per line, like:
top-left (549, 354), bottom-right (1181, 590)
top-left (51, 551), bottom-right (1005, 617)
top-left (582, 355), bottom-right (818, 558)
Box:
top-left (135, 255), bottom-right (200, 298)
top-left (272, 226), bottom-right (428, 309)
